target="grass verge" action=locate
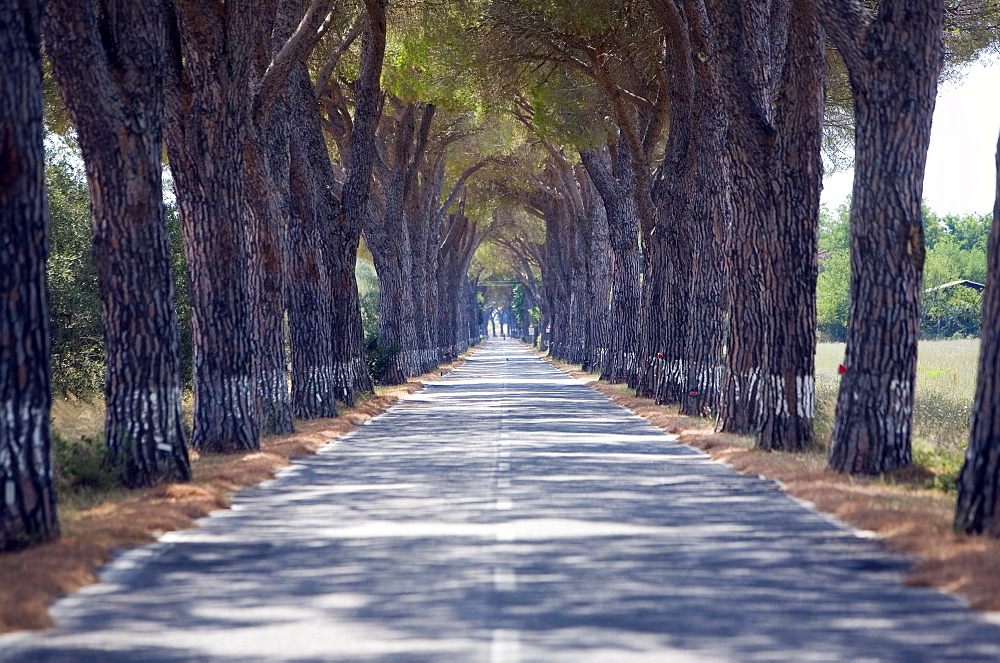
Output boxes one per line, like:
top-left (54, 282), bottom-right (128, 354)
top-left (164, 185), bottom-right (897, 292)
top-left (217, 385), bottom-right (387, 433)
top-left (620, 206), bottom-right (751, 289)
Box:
top-left (0, 351), bottom-right (475, 635)
top-left (536, 350), bottom-right (1000, 614)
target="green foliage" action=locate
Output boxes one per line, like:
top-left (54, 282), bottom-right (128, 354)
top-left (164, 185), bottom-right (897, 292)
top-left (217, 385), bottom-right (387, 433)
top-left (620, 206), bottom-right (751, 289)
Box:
top-left (163, 181), bottom-right (194, 387)
top-left (920, 209), bottom-right (988, 338)
top-left (46, 138), bottom-right (104, 396)
top-left (816, 250), bottom-right (850, 342)
top-left (529, 67), bottom-right (614, 150)
top-left (382, 1), bottom-right (487, 111)
top-left (356, 257), bottom-right (381, 339)
top-left (45, 139), bottom-right (195, 395)
top-left (816, 204), bottom-right (990, 341)
top-left (42, 58), bottom-right (74, 137)
top-left (364, 333), bottom-right (402, 385)
top-left (52, 432), bottom-right (123, 496)
top-left (816, 203), bottom-right (850, 341)
top-left (921, 286), bottom-right (983, 338)
top-left (511, 282), bottom-right (538, 330)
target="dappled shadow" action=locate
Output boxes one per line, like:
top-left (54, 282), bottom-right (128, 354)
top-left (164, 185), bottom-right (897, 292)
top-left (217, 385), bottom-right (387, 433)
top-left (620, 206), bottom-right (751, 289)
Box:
top-left (3, 339), bottom-right (1000, 661)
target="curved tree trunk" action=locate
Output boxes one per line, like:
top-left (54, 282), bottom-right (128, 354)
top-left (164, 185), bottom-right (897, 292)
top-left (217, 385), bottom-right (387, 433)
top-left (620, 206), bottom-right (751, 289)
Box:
top-left (0, 0), bottom-right (59, 550)
top-left (636, 230), bottom-right (668, 397)
top-left (333, 3), bottom-right (384, 397)
top-left (368, 168), bottom-right (416, 387)
top-left (654, 184), bottom-right (694, 406)
top-left (819, 0), bottom-right (943, 474)
top-left (45, 0), bottom-right (191, 485)
top-left (955, 130), bottom-right (1000, 537)
top-left (581, 146), bottom-right (641, 384)
top-left (679, 1), bottom-right (730, 417)
top-left (285, 62), bottom-right (342, 418)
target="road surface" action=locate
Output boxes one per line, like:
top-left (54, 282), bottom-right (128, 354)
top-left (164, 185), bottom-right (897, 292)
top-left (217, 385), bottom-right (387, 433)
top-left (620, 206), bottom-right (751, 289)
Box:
top-left (3, 339), bottom-right (1000, 661)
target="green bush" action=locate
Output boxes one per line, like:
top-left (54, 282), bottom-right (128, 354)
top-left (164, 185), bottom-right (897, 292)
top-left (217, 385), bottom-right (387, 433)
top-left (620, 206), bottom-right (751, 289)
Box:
top-left (47, 140), bottom-right (104, 396)
top-left (921, 286), bottom-right (982, 339)
top-left (356, 258), bottom-right (381, 340)
top-left (816, 205), bottom-right (990, 342)
top-left (365, 332), bottom-right (402, 385)
top-left (52, 432), bottom-right (123, 496)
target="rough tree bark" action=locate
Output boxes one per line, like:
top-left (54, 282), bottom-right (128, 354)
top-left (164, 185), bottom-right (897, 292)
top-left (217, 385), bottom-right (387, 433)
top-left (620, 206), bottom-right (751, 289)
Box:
top-left (756, 0), bottom-right (823, 451)
top-left (286, 63), bottom-right (339, 419)
top-left (578, 163), bottom-right (612, 374)
top-left (164, 0), bottom-right (258, 452)
top-left (955, 130), bottom-right (1000, 537)
top-left (817, 0), bottom-right (944, 474)
top-left (327, 1), bottom-right (384, 399)
top-left (581, 145), bottom-right (641, 383)
top-left (242, 0), bottom-right (339, 429)
top-left (643, 0), bottom-right (698, 404)
top-left (432, 163), bottom-right (490, 359)
top-left (45, 0), bottom-right (191, 485)
top-left (677, 0), bottom-right (730, 419)
top-left (0, 0), bottom-right (59, 550)
top-left (438, 200), bottom-right (484, 358)
top-left (544, 156), bottom-right (591, 365)
top-left (365, 100), bottom-right (434, 384)
top-left (241, 3), bottom-right (296, 435)
top-left (705, 0), bottom-right (791, 434)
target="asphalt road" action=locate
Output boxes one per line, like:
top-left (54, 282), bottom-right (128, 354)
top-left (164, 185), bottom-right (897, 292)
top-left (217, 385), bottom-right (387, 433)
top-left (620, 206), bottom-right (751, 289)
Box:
top-left (3, 338), bottom-right (1000, 661)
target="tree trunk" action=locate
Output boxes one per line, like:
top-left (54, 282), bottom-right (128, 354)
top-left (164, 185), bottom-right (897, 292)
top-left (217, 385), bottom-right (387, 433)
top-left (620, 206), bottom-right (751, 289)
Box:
top-left (580, 166), bottom-right (612, 374)
top-left (164, 1), bottom-right (259, 452)
top-left (365, 185), bottom-right (415, 384)
top-left (636, 230), bottom-right (668, 397)
top-left (679, 0), bottom-right (730, 418)
top-left (287, 107), bottom-right (339, 418)
top-left (0, 0), bottom-right (59, 550)
top-left (243, 111), bottom-right (293, 435)
top-left (45, 0), bottom-right (191, 485)
top-left (706, 0), bottom-right (790, 434)
top-left (331, 241), bottom-right (373, 400)
top-left (955, 130), bottom-right (1000, 537)
top-left (286, 63), bottom-right (340, 418)
top-left (365, 100), bottom-right (433, 383)
top-left (819, 0), bottom-right (943, 474)
top-left (756, 0), bottom-right (823, 450)
top-left (581, 146), bottom-right (640, 384)
top-left (405, 161), bottom-right (442, 374)
top-left (332, 4), bottom-right (384, 398)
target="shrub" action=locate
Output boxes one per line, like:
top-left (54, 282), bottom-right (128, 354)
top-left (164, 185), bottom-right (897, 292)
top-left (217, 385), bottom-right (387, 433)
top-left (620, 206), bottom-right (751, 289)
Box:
top-left (52, 432), bottom-right (123, 496)
top-left (365, 333), bottom-right (402, 385)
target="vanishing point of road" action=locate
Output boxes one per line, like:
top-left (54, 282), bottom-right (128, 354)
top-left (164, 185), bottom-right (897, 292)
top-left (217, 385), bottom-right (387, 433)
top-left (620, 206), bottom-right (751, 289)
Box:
top-left (3, 339), bottom-right (1000, 661)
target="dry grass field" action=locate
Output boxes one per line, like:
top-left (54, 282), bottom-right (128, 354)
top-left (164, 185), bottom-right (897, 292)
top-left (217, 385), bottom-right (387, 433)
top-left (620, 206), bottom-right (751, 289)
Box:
top-left (816, 339), bottom-right (979, 490)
